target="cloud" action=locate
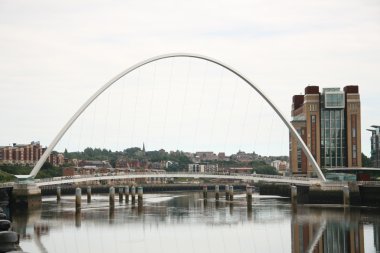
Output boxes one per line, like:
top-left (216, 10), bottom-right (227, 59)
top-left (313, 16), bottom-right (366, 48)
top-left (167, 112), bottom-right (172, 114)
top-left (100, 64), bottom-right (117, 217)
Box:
top-left (0, 0), bottom-right (379, 156)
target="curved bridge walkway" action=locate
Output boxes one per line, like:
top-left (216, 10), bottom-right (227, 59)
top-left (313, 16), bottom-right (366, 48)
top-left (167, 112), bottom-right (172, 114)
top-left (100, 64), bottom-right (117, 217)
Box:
top-left (2, 173), bottom-right (380, 189)
top-left (31, 172), bottom-right (321, 187)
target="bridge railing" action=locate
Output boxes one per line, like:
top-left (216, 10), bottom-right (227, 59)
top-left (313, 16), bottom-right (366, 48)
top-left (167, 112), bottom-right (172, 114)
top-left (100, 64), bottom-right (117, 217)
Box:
top-left (9, 172), bottom-right (380, 188)
top-left (314, 181), bottom-right (348, 190)
top-left (33, 171), bottom-right (320, 185)
top-left (357, 181), bottom-right (380, 186)
top-left (0, 182), bottom-right (15, 188)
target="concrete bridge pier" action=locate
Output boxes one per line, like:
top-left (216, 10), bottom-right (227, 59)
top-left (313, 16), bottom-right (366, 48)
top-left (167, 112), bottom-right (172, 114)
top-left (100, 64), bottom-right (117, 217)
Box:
top-left (125, 186), bottom-right (129, 203)
top-left (138, 187), bottom-right (143, 205)
top-left (291, 185), bottom-right (297, 211)
top-left (246, 186), bottom-right (253, 205)
top-left (119, 187), bottom-right (124, 202)
top-left (229, 186), bottom-right (234, 201)
top-left (75, 210), bottom-right (81, 227)
top-left (109, 207), bottom-right (115, 223)
top-left (203, 186), bottom-right (208, 199)
top-left (229, 201), bottom-right (234, 215)
top-left (343, 186), bottom-right (350, 206)
top-left (56, 187), bottom-right (61, 202)
top-left (247, 208), bottom-right (252, 220)
top-left (75, 188), bottom-right (81, 212)
top-left (215, 185), bottom-right (219, 201)
top-left (87, 186), bottom-right (91, 203)
top-left (109, 187), bottom-right (115, 209)
top-left (131, 186), bottom-right (136, 205)
top-left (11, 182), bottom-right (41, 209)
top-left (225, 185), bottom-right (230, 200)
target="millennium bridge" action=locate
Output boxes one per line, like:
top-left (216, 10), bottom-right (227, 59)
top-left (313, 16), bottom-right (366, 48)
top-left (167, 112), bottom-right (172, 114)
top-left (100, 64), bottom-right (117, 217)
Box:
top-left (2, 53), bottom-right (379, 207)
top-left (1, 172), bottom-right (320, 189)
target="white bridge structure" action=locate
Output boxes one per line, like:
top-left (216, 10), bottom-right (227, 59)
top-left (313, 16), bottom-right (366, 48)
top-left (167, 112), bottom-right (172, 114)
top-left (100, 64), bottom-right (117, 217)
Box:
top-left (23, 53), bottom-right (326, 182)
top-left (30, 172), bottom-right (380, 188)
top-left (0, 172), bottom-right (321, 189)
top-left (3, 171), bottom-right (377, 189)
top-left (2, 171), bottom-right (380, 189)
top-left (34, 172), bottom-right (320, 187)
top-left (4, 53), bottom-right (378, 194)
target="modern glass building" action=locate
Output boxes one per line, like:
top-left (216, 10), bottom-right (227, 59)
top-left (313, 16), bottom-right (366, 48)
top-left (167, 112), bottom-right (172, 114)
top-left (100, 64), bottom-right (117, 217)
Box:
top-left (320, 88), bottom-right (346, 168)
top-left (367, 125), bottom-right (380, 168)
top-left (289, 86), bottom-right (361, 176)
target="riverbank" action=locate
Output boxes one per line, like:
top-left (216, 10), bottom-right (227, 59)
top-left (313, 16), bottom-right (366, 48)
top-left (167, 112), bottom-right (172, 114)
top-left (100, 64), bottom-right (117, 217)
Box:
top-left (259, 182), bottom-right (380, 207)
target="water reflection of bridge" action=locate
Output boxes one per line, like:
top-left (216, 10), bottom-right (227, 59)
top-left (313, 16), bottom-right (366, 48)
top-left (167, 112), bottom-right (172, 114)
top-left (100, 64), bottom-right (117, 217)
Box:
top-left (9, 192), bottom-right (380, 253)
top-left (291, 207), bottom-right (380, 253)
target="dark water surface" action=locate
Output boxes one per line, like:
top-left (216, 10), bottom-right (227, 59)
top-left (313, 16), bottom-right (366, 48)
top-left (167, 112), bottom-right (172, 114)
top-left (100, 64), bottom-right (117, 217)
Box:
top-left (9, 192), bottom-right (380, 253)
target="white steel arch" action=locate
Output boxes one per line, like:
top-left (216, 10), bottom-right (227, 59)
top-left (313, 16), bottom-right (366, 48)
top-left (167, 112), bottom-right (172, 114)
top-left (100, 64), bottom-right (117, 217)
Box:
top-left (29, 53), bottom-right (326, 181)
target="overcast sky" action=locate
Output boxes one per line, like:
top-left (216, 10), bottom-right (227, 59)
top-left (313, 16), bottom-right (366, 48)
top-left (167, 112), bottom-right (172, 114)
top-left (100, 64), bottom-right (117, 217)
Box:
top-left (0, 0), bottom-right (379, 156)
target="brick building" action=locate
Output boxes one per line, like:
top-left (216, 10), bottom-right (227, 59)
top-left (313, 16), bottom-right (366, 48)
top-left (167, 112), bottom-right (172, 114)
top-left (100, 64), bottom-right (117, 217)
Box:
top-left (195, 152), bottom-right (218, 161)
top-left (290, 86), bottom-right (362, 176)
top-left (0, 141), bottom-right (64, 166)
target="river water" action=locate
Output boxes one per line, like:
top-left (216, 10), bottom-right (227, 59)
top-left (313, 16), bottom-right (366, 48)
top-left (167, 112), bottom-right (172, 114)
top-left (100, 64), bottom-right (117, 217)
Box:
top-left (8, 192), bottom-right (380, 253)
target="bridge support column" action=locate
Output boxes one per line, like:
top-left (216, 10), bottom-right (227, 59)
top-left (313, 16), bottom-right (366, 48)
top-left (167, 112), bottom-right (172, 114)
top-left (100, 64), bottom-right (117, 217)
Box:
top-left (56, 186), bottom-right (61, 202)
top-left (109, 187), bottom-right (115, 209)
top-left (229, 186), bottom-right (234, 201)
top-left (225, 185), bottom-right (230, 200)
top-left (119, 187), bottom-right (124, 202)
top-left (215, 185), bottom-right (219, 201)
top-left (125, 186), bottom-right (129, 203)
top-left (87, 186), bottom-right (91, 203)
top-left (291, 186), bottom-right (297, 210)
top-left (246, 186), bottom-right (253, 206)
top-left (203, 186), bottom-right (208, 199)
top-left (75, 188), bottom-right (81, 212)
top-left (343, 186), bottom-right (350, 206)
top-left (11, 182), bottom-right (41, 209)
top-left (131, 186), bottom-right (136, 205)
top-left (138, 187), bottom-right (143, 205)
top-left (75, 210), bottom-right (81, 227)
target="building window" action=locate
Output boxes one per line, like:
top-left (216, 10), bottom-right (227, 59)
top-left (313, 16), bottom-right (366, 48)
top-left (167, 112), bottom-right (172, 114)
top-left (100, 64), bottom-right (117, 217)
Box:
top-left (324, 93), bottom-right (345, 108)
top-left (321, 107), bottom-right (346, 168)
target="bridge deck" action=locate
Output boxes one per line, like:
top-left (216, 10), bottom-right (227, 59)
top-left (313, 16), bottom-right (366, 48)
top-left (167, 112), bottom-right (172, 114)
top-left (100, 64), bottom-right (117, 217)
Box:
top-left (36, 172), bottom-right (320, 186)
top-left (1, 172), bottom-right (380, 189)
top-left (36, 172), bottom-right (319, 186)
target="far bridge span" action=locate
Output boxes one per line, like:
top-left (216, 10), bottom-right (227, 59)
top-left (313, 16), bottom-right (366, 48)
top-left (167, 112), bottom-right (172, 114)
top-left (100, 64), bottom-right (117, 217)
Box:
top-left (33, 172), bottom-right (320, 187)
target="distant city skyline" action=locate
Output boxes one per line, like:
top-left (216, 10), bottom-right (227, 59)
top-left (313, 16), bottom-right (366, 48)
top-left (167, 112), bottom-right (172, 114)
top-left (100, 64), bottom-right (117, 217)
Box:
top-left (0, 140), bottom-right (288, 159)
top-left (1, 0), bottom-right (379, 156)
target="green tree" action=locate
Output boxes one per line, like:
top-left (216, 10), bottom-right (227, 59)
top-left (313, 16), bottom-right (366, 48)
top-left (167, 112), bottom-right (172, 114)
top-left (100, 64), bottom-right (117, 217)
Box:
top-left (362, 153), bottom-right (372, 167)
top-left (123, 147), bottom-right (141, 157)
top-left (253, 165), bottom-right (278, 175)
top-left (0, 170), bottom-right (15, 183)
top-left (0, 165), bottom-right (31, 175)
top-left (35, 162), bottom-right (62, 179)
top-left (147, 151), bottom-right (168, 162)
top-left (250, 160), bottom-right (279, 175)
top-left (167, 151), bottom-right (191, 170)
top-left (167, 162), bottom-right (181, 172)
